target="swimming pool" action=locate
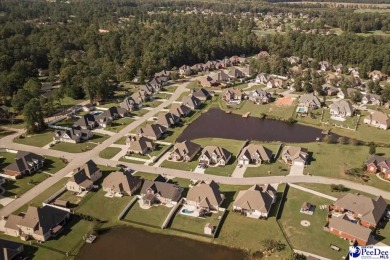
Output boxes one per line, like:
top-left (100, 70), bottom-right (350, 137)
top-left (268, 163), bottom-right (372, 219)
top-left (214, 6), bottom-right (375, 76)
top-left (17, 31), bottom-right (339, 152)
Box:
top-left (90, 111), bottom-right (103, 116)
top-left (182, 208), bottom-right (194, 214)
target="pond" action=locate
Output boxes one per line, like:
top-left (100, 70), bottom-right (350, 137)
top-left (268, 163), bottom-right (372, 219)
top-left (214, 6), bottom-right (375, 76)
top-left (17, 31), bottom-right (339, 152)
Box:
top-left (77, 226), bottom-right (246, 260)
top-left (177, 108), bottom-right (338, 143)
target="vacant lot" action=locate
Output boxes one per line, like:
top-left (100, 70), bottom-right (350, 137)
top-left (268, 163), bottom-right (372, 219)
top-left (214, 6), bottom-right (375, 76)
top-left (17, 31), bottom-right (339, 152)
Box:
top-left (124, 202), bottom-right (171, 227)
top-left (105, 117), bottom-right (135, 132)
top-left (14, 131), bottom-right (53, 147)
top-left (2, 173), bottom-right (49, 197)
top-left (170, 211), bottom-right (222, 236)
top-left (99, 147), bottom-right (122, 159)
top-left (279, 187), bottom-right (349, 259)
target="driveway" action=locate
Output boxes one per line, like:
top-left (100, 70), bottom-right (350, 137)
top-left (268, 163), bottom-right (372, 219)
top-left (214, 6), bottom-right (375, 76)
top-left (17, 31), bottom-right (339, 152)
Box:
top-left (231, 165), bottom-right (247, 178)
top-left (193, 166), bottom-right (205, 174)
top-left (289, 165), bottom-right (304, 176)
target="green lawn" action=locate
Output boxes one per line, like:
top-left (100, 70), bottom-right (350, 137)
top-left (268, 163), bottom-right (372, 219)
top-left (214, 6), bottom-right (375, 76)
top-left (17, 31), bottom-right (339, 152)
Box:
top-left (99, 147), bottom-right (122, 159)
top-left (57, 190), bottom-right (83, 205)
top-left (96, 102), bottom-right (120, 108)
top-left (279, 187), bottom-right (349, 259)
top-left (133, 171), bottom-right (159, 180)
top-left (322, 110), bottom-right (360, 129)
top-left (378, 219), bottom-right (390, 245)
top-left (114, 136), bottom-right (127, 145)
top-left (0, 151), bottom-right (16, 169)
top-left (124, 202), bottom-right (171, 227)
top-left (55, 117), bottom-right (78, 127)
top-left (161, 158), bottom-right (199, 172)
top-left (0, 127), bottom-right (15, 138)
top-left (51, 133), bottom-right (109, 153)
top-left (131, 108), bottom-right (149, 117)
top-left (119, 157), bottom-right (146, 164)
top-left (104, 117), bottom-right (134, 132)
top-left (186, 81), bottom-right (202, 90)
top-left (14, 131), bottom-right (53, 147)
top-left (42, 156), bottom-right (68, 174)
top-left (2, 173), bottom-right (50, 197)
top-left (154, 92), bottom-right (172, 100)
top-left (170, 211), bottom-right (222, 235)
top-left (244, 161), bottom-right (289, 177)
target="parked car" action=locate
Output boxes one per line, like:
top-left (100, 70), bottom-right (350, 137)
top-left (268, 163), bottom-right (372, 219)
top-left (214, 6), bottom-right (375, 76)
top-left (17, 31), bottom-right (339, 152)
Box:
top-left (116, 164), bottom-right (126, 168)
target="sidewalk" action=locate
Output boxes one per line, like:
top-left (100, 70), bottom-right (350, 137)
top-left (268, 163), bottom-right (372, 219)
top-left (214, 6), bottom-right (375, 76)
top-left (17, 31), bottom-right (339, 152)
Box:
top-left (93, 128), bottom-right (115, 136)
top-left (293, 249), bottom-right (331, 260)
top-left (289, 183), bottom-right (337, 201)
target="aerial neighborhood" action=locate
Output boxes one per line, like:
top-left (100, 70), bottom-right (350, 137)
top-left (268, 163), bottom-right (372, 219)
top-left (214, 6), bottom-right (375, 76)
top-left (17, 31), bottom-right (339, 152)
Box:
top-left (1, 1), bottom-right (390, 259)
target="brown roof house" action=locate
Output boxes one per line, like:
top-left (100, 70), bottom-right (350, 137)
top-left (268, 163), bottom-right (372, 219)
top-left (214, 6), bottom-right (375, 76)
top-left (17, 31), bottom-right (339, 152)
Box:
top-left (255, 73), bottom-right (271, 84)
top-left (140, 180), bottom-right (183, 207)
top-left (363, 111), bottom-right (390, 130)
top-left (228, 68), bottom-right (245, 79)
top-left (362, 93), bottom-right (382, 106)
top-left (126, 135), bottom-right (156, 155)
top-left (65, 160), bottom-right (102, 193)
top-left (157, 112), bottom-right (180, 128)
top-left (182, 95), bottom-right (201, 110)
top-left (186, 181), bottom-right (225, 214)
top-left (233, 184), bottom-right (277, 219)
top-left (267, 78), bottom-right (287, 89)
top-left (238, 144), bottom-right (272, 166)
top-left (297, 93), bottom-right (321, 114)
top-left (199, 146), bottom-right (232, 166)
top-left (328, 194), bottom-right (387, 245)
top-left (3, 151), bottom-right (45, 178)
top-left (365, 155), bottom-right (390, 178)
top-left (369, 70), bottom-right (387, 81)
top-left (321, 83), bottom-right (339, 96)
top-left (222, 88), bottom-right (242, 103)
top-left (198, 76), bottom-right (218, 88)
top-left (137, 123), bottom-right (167, 140)
top-left (4, 205), bottom-right (70, 242)
top-left (102, 171), bottom-right (142, 197)
top-left (248, 89), bottom-right (271, 105)
top-left (191, 88), bottom-right (213, 101)
top-left (169, 104), bottom-right (192, 118)
top-left (329, 100), bottom-right (354, 118)
top-left (168, 140), bottom-right (201, 162)
top-left (0, 239), bottom-right (24, 260)
top-left (281, 146), bottom-right (309, 166)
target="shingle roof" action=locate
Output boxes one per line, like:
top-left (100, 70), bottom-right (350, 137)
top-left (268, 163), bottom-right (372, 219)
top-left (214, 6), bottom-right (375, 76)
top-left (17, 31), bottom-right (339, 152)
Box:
top-left (102, 171), bottom-right (142, 195)
top-left (186, 181), bottom-right (224, 208)
top-left (233, 184), bottom-right (276, 214)
top-left (239, 144), bottom-right (272, 162)
top-left (3, 151), bottom-right (44, 174)
top-left (137, 124), bottom-right (166, 139)
top-left (364, 111), bottom-right (390, 126)
top-left (328, 214), bottom-right (372, 242)
top-left (201, 146), bottom-right (232, 162)
top-left (140, 180), bottom-right (182, 202)
top-left (172, 140), bottom-right (201, 159)
top-left (298, 93), bottom-right (321, 107)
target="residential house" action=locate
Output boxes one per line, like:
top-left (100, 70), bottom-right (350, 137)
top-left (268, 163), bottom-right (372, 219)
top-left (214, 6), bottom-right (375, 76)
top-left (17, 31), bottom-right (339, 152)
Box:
top-left (248, 89), bottom-right (271, 105)
top-left (179, 65), bottom-right (192, 76)
top-left (154, 70), bottom-right (171, 78)
top-left (267, 78), bottom-right (286, 89)
top-left (0, 239), bottom-right (24, 260)
top-left (74, 114), bottom-right (97, 130)
top-left (199, 146), bottom-right (232, 166)
top-left (233, 184), bottom-right (277, 219)
top-left (3, 151), bottom-right (45, 178)
top-left (126, 135), bottom-right (156, 155)
top-left (369, 70), bottom-right (387, 81)
top-left (137, 123), bottom-right (167, 140)
top-left (362, 93), bottom-right (382, 106)
top-left (146, 77), bottom-right (164, 92)
top-left (287, 56), bottom-right (301, 65)
top-left (365, 155), bottom-right (390, 179)
top-left (140, 180), bottom-right (182, 206)
top-left (191, 64), bottom-right (204, 73)
top-left (204, 61), bottom-right (216, 71)
top-left (102, 171), bottom-right (142, 196)
top-left (255, 73), bottom-right (271, 84)
top-left (228, 68), bottom-right (245, 79)
top-left (258, 51), bottom-right (270, 58)
top-left (120, 97), bottom-right (139, 111)
top-left (139, 84), bottom-right (154, 96)
top-left (66, 160), bottom-right (102, 193)
top-left (297, 93), bottom-right (321, 113)
top-left (329, 100), bottom-right (354, 118)
top-left (281, 146), bottom-right (309, 166)
top-left (238, 144), bottom-right (272, 165)
top-left (198, 76), bottom-right (218, 87)
top-left (53, 126), bottom-right (93, 144)
top-left (131, 89), bottom-right (151, 104)
top-left (169, 140), bottom-right (201, 162)
top-left (222, 88), bottom-right (242, 103)
top-left (332, 194), bottom-right (387, 228)
top-left (319, 61), bottom-right (331, 71)
top-left (157, 112), bottom-right (180, 128)
top-left (211, 71), bottom-right (230, 82)
top-left (169, 104), bottom-right (192, 118)
top-left (186, 181), bottom-right (224, 214)
top-left (4, 206), bottom-right (70, 242)
top-left (240, 66), bottom-right (252, 77)
top-left (322, 84), bottom-right (339, 96)
top-left (289, 65), bottom-right (303, 76)
top-left (220, 58), bottom-right (232, 68)
top-left (182, 95), bottom-right (201, 109)
top-left (337, 88), bottom-right (358, 100)
top-left (364, 111), bottom-right (390, 130)
top-left (191, 88), bottom-right (213, 101)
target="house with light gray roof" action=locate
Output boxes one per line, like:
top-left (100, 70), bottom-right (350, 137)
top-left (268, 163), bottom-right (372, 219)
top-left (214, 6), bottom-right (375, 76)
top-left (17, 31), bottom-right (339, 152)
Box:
top-left (186, 181), bottom-right (224, 213)
top-left (329, 100), bottom-right (354, 118)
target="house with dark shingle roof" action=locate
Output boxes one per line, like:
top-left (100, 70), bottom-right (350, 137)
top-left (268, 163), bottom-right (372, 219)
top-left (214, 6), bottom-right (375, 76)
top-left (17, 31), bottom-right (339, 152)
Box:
top-left (238, 144), bottom-right (272, 166)
top-left (120, 97), bottom-right (140, 111)
top-left (186, 181), bottom-right (224, 214)
top-left (248, 89), bottom-right (271, 105)
top-left (102, 171), bottom-right (142, 197)
top-left (233, 184), bottom-right (277, 219)
top-left (3, 151), bottom-right (45, 178)
top-left (0, 239), bottom-right (24, 260)
top-left (65, 160), bottom-right (102, 193)
top-left (169, 104), bottom-right (192, 118)
top-left (74, 114), bottom-right (97, 130)
top-left (140, 180), bottom-right (183, 207)
top-left (191, 88), bottom-right (213, 101)
top-left (182, 95), bottom-right (201, 110)
top-left (169, 140), bottom-right (201, 162)
top-left (4, 205), bottom-right (70, 242)
top-left (157, 112), bottom-right (180, 128)
top-left (126, 135), bottom-right (156, 155)
top-left (137, 123), bottom-right (167, 140)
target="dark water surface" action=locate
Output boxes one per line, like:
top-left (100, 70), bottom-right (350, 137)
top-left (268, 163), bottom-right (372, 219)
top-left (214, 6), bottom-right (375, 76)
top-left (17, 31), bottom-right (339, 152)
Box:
top-left (177, 108), bottom-right (335, 143)
top-left (77, 226), bottom-right (246, 260)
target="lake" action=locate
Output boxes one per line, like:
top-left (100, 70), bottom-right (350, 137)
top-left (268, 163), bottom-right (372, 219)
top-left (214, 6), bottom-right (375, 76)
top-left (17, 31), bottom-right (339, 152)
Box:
top-left (77, 226), bottom-right (246, 260)
top-left (177, 108), bottom-right (336, 143)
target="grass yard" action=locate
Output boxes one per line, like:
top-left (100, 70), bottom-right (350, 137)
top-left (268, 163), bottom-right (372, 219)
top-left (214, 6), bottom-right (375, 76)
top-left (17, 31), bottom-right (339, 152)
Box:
top-left (170, 211), bottom-right (222, 235)
top-left (154, 92), bottom-right (172, 100)
top-left (96, 102), bottom-right (120, 109)
top-left (295, 108), bottom-right (323, 126)
top-left (55, 117), bottom-right (78, 127)
top-left (162, 85), bottom-right (178, 92)
top-left (42, 156), bottom-right (68, 174)
top-left (322, 110), bottom-right (360, 129)
top-left (161, 158), bottom-right (199, 172)
top-left (279, 187), bottom-right (349, 259)
top-left (51, 141), bottom-right (97, 153)
top-left (244, 161), bottom-right (289, 177)
top-left (99, 147), bottom-right (122, 159)
top-left (377, 219), bottom-right (390, 245)
top-left (14, 131), bottom-right (53, 147)
top-left (0, 151), bottom-right (16, 168)
top-left (119, 157), bottom-right (147, 164)
top-left (2, 173), bottom-right (50, 197)
top-left (114, 136), bottom-right (127, 145)
top-left (186, 81), bottom-right (202, 90)
top-left (103, 117), bottom-right (135, 132)
top-left (57, 190), bottom-right (83, 205)
top-left (124, 202), bottom-right (171, 227)
top-left (131, 108), bottom-right (149, 117)
top-left (133, 171), bottom-right (160, 180)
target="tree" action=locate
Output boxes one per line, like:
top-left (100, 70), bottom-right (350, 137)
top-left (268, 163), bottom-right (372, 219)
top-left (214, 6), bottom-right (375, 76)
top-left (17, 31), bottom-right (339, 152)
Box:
top-left (369, 142), bottom-right (376, 155)
top-left (23, 99), bottom-right (46, 134)
top-left (12, 89), bottom-right (32, 113)
top-left (289, 253), bottom-right (307, 260)
top-left (350, 91), bottom-right (362, 104)
top-left (261, 239), bottom-right (286, 253)
top-left (381, 84), bottom-right (390, 103)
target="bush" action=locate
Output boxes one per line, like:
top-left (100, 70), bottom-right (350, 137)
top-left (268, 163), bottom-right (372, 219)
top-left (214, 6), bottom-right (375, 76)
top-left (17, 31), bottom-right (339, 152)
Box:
top-left (285, 117), bottom-right (297, 124)
top-left (337, 136), bottom-right (348, 145)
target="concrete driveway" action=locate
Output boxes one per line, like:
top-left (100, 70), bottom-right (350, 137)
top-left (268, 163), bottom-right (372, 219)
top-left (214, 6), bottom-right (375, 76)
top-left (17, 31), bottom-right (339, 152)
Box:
top-left (289, 165), bottom-right (304, 176)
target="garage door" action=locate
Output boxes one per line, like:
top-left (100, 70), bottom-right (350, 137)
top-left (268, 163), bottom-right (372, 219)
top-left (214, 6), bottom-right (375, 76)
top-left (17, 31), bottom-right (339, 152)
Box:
top-left (293, 161), bottom-right (305, 166)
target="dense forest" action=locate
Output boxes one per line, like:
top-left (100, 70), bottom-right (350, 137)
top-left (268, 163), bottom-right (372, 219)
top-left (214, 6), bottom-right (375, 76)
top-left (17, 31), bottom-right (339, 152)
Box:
top-left (0, 0), bottom-right (390, 106)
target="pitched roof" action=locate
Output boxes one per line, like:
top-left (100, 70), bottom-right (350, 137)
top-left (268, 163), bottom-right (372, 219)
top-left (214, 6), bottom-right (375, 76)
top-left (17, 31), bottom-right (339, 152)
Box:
top-left (182, 95), bottom-right (201, 108)
top-left (201, 146), bottom-right (232, 161)
top-left (328, 214), bottom-right (372, 242)
top-left (282, 146), bottom-right (308, 161)
top-left (365, 154), bottom-right (390, 167)
top-left (192, 88), bottom-right (212, 100)
top-left (172, 140), bottom-right (201, 159)
top-left (186, 181), bottom-right (224, 208)
top-left (298, 93), bottom-right (321, 107)
top-left (364, 111), bottom-right (390, 126)
top-left (233, 184), bottom-right (276, 213)
top-left (169, 104), bottom-right (192, 117)
top-left (126, 135), bottom-right (155, 153)
top-left (333, 193), bottom-right (387, 225)
top-left (239, 144), bottom-right (272, 162)
top-left (140, 180), bottom-right (182, 202)
top-left (137, 124), bottom-right (166, 139)
top-left (3, 151), bottom-right (44, 174)
top-left (329, 100), bottom-right (354, 115)
top-left (102, 171), bottom-right (142, 194)
top-left (0, 239), bottom-right (24, 260)
top-left (70, 160), bottom-right (99, 188)
top-left (157, 112), bottom-right (180, 127)
top-left (74, 114), bottom-right (96, 128)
